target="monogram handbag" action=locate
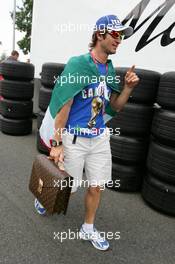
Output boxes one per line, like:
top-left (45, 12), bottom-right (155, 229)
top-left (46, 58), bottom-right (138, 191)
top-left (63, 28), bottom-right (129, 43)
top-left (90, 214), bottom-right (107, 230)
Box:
top-left (29, 154), bottom-right (73, 215)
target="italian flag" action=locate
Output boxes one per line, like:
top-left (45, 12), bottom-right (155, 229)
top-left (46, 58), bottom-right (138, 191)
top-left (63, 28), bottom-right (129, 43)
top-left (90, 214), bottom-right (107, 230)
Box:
top-left (39, 52), bottom-right (120, 148)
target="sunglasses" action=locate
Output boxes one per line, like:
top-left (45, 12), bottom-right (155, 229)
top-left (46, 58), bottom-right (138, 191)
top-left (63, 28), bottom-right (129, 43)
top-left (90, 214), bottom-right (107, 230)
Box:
top-left (107, 30), bottom-right (125, 40)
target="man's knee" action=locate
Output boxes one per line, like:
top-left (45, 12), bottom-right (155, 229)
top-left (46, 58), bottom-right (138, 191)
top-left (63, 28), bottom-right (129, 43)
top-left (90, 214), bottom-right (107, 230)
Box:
top-left (88, 185), bottom-right (102, 195)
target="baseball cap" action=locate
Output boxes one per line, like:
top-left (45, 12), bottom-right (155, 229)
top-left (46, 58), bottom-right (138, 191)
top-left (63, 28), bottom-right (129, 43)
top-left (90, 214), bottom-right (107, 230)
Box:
top-left (95, 15), bottom-right (133, 37)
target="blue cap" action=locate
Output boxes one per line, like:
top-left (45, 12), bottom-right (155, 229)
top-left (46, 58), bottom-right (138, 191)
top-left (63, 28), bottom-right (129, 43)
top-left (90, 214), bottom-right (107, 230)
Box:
top-left (95, 15), bottom-right (133, 37)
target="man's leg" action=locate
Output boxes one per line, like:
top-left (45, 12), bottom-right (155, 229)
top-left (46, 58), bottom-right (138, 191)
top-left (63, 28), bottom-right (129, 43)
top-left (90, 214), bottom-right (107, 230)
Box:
top-left (79, 131), bottom-right (111, 250)
top-left (84, 186), bottom-right (102, 224)
top-left (79, 183), bottom-right (110, 250)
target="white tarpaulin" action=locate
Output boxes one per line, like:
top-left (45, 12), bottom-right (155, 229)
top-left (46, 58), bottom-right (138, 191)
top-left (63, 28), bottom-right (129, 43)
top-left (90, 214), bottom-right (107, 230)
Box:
top-left (31, 0), bottom-right (175, 77)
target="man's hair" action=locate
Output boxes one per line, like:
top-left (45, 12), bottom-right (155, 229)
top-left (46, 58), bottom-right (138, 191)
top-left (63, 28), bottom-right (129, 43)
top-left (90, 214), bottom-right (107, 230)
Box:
top-left (11, 50), bottom-right (19, 56)
top-left (88, 30), bottom-right (108, 50)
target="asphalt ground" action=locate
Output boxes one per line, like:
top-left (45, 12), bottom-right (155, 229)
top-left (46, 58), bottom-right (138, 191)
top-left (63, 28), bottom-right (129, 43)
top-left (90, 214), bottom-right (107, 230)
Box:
top-left (0, 120), bottom-right (174, 264)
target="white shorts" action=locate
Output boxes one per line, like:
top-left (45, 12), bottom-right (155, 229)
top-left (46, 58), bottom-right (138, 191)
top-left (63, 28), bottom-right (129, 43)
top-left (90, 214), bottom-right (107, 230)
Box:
top-left (62, 128), bottom-right (112, 193)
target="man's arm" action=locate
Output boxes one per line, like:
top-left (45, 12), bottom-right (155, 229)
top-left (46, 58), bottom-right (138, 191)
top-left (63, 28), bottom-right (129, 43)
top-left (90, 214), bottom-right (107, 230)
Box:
top-left (110, 65), bottom-right (139, 112)
top-left (49, 98), bottom-right (73, 164)
top-left (53, 99), bottom-right (73, 142)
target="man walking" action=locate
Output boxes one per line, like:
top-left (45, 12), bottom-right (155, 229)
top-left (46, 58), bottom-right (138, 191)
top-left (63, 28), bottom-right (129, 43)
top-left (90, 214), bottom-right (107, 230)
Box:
top-left (39, 15), bottom-right (139, 251)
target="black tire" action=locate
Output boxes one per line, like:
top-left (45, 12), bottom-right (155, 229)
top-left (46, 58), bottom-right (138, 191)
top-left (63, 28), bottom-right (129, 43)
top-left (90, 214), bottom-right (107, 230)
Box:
top-left (37, 111), bottom-right (45, 129)
top-left (0, 61), bottom-right (34, 81)
top-left (151, 108), bottom-right (175, 147)
top-left (107, 163), bottom-right (145, 192)
top-left (156, 72), bottom-right (175, 110)
top-left (142, 173), bottom-right (175, 216)
top-left (107, 103), bottom-right (153, 137)
top-left (110, 134), bottom-right (148, 165)
top-left (0, 114), bottom-right (2, 130)
top-left (147, 141), bottom-right (175, 185)
top-left (0, 80), bottom-right (34, 100)
top-left (39, 86), bottom-right (52, 111)
top-left (0, 98), bottom-right (33, 119)
top-left (36, 131), bottom-right (49, 155)
top-left (1, 116), bottom-right (32, 135)
top-left (115, 67), bottom-right (160, 104)
top-left (41, 63), bottom-right (65, 88)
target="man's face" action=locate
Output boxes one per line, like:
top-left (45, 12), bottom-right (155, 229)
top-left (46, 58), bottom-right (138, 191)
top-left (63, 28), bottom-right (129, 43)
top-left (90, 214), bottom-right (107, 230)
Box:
top-left (13, 54), bottom-right (19, 61)
top-left (99, 31), bottom-right (123, 55)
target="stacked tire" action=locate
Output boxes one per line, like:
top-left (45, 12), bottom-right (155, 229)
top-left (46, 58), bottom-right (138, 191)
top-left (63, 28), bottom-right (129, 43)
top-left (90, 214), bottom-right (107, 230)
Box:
top-left (142, 72), bottom-right (175, 215)
top-left (37, 63), bottom-right (65, 154)
top-left (106, 68), bottom-right (160, 192)
top-left (0, 61), bottom-right (34, 135)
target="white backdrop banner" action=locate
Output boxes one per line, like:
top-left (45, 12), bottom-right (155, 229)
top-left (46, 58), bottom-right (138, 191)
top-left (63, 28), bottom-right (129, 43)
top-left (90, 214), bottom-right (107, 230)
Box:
top-left (31, 0), bottom-right (175, 77)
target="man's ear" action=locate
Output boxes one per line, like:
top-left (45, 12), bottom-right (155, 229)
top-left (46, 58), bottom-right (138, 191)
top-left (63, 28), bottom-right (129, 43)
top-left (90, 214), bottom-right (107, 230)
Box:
top-left (96, 32), bottom-right (104, 41)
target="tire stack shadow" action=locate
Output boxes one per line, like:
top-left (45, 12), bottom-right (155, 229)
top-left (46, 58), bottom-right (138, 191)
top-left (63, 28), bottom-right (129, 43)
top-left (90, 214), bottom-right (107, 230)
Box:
top-left (106, 67), bottom-right (161, 192)
top-left (36, 63), bottom-right (65, 154)
top-left (142, 72), bottom-right (175, 215)
top-left (0, 61), bottom-right (34, 135)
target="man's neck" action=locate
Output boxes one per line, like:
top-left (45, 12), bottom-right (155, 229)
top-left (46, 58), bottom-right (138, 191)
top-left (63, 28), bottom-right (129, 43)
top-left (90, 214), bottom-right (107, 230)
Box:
top-left (91, 48), bottom-right (108, 64)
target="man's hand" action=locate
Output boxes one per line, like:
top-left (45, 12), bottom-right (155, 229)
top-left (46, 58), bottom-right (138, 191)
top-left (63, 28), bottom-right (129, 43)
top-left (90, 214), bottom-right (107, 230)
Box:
top-left (110, 65), bottom-right (140, 112)
top-left (124, 65), bottom-right (139, 89)
top-left (48, 145), bottom-right (64, 164)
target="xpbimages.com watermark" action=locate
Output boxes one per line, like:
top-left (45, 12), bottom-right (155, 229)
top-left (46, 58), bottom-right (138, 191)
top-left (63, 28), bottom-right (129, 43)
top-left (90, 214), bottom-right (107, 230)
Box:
top-left (54, 126), bottom-right (121, 138)
top-left (54, 22), bottom-right (122, 34)
top-left (53, 229), bottom-right (121, 243)
top-left (53, 73), bottom-right (121, 87)
top-left (53, 178), bottom-right (121, 191)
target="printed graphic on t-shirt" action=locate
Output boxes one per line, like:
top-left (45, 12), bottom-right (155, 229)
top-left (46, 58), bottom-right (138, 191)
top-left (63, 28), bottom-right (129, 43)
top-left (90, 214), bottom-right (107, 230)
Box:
top-left (87, 97), bottom-right (103, 128)
top-left (65, 63), bottom-right (112, 137)
top-left (81, 81), bottom-right (110, 101)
